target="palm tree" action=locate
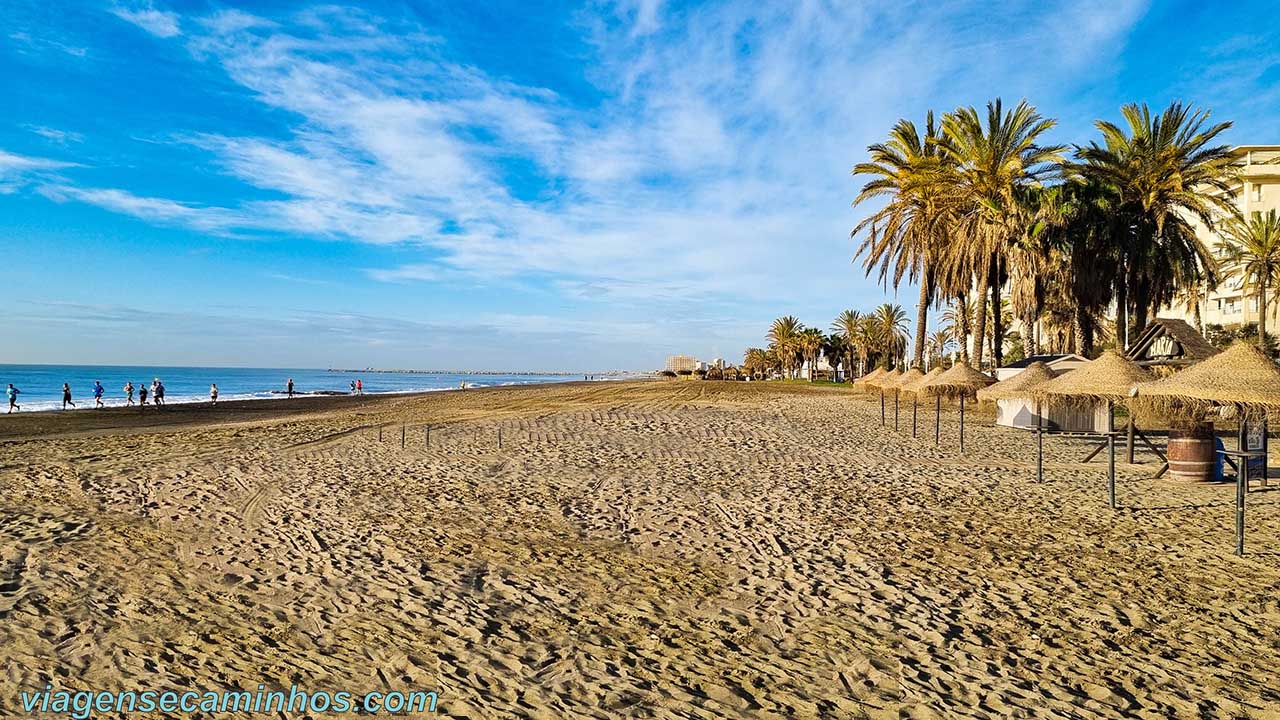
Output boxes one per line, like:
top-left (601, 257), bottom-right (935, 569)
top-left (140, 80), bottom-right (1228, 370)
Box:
top-left (855, 316), bottom-right (879, 375)
top-left (941, 299), bottom-right (971, 366)
top-left (742, 348), bottom-right (768, 380)
top-left (798, 328), bottom-right (825, 380)
top-left (767, 316), bottom-right (803, 379)
top-left (852, 112), bottom-right (950, 368)
top-left (872, 303), bottom-right (909, 369)
top-left (927, 329), bottom-right (952, 368)
top-left (1216, 209), bottom-right (1280, 349)
top-left (831, 310), bottom-right (863, 379)
top-left (937, 98), bottom-right (1064, 368)
top-left (1074, 102), bottom-right (1237, 346)
top-left (823, 332), bottom-right (850, 381)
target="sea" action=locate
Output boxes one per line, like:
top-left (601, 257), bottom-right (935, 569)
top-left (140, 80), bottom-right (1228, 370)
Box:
top-left (0, 365), bottom-right (585, 413)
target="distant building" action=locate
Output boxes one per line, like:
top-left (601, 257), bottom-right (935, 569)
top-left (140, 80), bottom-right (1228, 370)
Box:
top-left (994, 353), bottom-right (1089, 381)
top-left (665, 355), bottom-right (700, 373)
top-left (1161, 145), bottom-right (1280, 331)
top-left (711, 357), bottom-right (724, 370)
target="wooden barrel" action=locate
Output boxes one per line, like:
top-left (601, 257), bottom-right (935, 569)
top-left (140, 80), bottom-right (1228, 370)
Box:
top-left (1167, 422), bottom-right (1216, 482)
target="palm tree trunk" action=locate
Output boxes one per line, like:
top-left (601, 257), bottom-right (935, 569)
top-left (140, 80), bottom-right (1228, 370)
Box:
top-left (1114, 272), bottom-right (1128, 352)
top-left (972, 271), bottom-right (989, 370)
top-left (991, 273), bottom-right (1004, 369)
top-left (913, 273), bottom-right (930, 368)
top-left (1260, 283), bottom-right (1268, 350)
top-left (956, 294), bottom-right (971, 367)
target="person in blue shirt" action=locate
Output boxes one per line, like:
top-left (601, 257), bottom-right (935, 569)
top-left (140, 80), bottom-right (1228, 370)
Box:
top-left (93, 380), bottom-right (105, 409)
top-left (6, 384), bottom-right (19, 413)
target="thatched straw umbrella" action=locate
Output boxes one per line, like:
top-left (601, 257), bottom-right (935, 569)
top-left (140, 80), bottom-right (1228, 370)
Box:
top-left (1131, 341), bottom-right (1280, 555)
top-left (977, 361), bottom-right (1057, 482)
top-left (900, 366), bottom-right (944, 438)
top-left (920, 364), bottom-right (994, 452)
top-left (1033, 350), bottom-right (1154, 509)
top-left (868, 369), bottom-right (904, 427)
top-left (888, 367), bottom-right (924, 433)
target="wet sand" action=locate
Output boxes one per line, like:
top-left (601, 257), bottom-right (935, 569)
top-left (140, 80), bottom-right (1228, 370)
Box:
top-left (2, 380), bottom-right (1279, 718)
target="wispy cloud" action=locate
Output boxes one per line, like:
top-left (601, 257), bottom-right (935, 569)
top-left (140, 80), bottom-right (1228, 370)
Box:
top-left (109, 0), bottom-right (181, 38)
top-left (17, 0), bottom-right (1154, 353)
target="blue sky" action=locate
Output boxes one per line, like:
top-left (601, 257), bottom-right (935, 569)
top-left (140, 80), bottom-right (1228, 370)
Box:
top-left (3, 0), bottom-right (1279, 370)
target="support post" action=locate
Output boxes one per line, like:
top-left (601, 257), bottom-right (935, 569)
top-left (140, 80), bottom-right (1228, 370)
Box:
top-left (1237, 458), bottom-right (1247, 556)
top-left (401, 425), bottom-right (405, 448)
top-left (1126, 415), bottom-right (1136, 464)
top-left (880, 391), bottom-right (885, 427)
top-left (894, 393), bottom-right (899, 432)
top-left (378, 426), bottom-right (383, 442)
top-left (934, 396), bottom-right (941, 445)
top-left (1108, 432), bottom-right (1116, 509)
top-left (498, 427), bottom-right (503, 449)
top-left (912, 399), bottom-right (918, 438)
top-left (1036, 401), bottom-right (1043, 484)
top-left (959, 395), bottom-right (966, 454)
top-left (426, 425), bottom-right (431, 447)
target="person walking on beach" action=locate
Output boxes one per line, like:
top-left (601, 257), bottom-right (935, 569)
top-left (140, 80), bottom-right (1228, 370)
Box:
top-left (93, 380), bottom-right (105, 409)
top-left (210, 384), bottom-right (219, 404)
top-left (139, 383), bottom-right (148, 407)
top-left (286, 378), bottom-right (295, 398)
top-left (349, 380), bottom-right (356, 395)
top-left (124, 381), bottom-right (135, 406)
top-left (62, 383), bottom-right (76, 410)
top-left (356, 379), bottom-right (363, 395)
top-left (6, 384), bottom-right (19, 413)
top-left (153, 379), bottom-right (165, 407)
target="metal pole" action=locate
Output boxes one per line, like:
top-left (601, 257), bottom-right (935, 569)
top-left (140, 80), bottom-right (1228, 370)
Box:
top-left (934, 396), bottom-right (941, 445)
top-left (1127, 415), bottom-right (1136, 464)
top-left (1237, 458), bottom-right (1247, 556)
top-left (1108, 432), bottom-right (1116, 509)
top-left (959, 395), bottom-right (965, 454)
top-left (1036, 401), bottom-right (1043, 484)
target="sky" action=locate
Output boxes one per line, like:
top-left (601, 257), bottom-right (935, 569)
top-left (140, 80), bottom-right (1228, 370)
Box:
top-left (3, 0), bottom-right (1279, 371)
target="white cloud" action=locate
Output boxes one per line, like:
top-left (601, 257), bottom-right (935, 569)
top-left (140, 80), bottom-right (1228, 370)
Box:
top-left (109, 1), bottom-right (181, 38)
top-left (34, 1), bottom-right (1153, 358)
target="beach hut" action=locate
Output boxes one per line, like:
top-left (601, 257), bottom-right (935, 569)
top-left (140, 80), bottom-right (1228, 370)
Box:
top-left (899, 366), bottom-right (943, 438)
top-left (1127, 317), bottom-right (1221, 371)
top-left (887, 367), bottom-right (924, 433)
top-left (1131, 341), bottom-right (1280, 554)
top-left (920, 364), bottom-right (994, 452)
top-left (1034, 350), bottom-right (1154, 508)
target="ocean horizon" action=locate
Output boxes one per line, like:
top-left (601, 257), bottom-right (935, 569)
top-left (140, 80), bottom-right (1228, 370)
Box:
top-left (0, 364), bottom-right (598, 413)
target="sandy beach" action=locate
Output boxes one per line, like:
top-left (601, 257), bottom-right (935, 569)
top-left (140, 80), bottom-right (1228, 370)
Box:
top-left (2, 380), bottom-right (1279, 718)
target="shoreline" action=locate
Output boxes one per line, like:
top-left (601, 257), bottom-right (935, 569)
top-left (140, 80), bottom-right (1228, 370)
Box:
top-left (0, 379), bottom-right (599, 440)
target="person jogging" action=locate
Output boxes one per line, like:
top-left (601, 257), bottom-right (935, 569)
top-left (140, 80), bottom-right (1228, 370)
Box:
top-left (124, 381), bottom-right (135, 406)
top-left (139, 383), bottom-right (148, 406)
top-left (6, 384), bottom-right (19, 413)
top-left (210, 384), bottom-right (219, 404)
top-left (93, 380), bottom-right (105, 409)
top-left (62, 383), bottom-right (76, 410)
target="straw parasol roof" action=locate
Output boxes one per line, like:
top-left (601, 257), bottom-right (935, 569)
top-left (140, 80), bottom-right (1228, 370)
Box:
top-left (920, 363), bottom-right (994, 399)
top-left (1033, 350), bottom-right (1153, 406)
top-left (900, 365), bottom-right (944, 397)
top-left (1131, 340), bottom-right (1280, 418)
top-left (976, 361), bottom-right (1056, 402)
top-left (867, 368), bottom-right (905, 390)
top-left (853, 367), bottom-right (886, 387)
top-left (888, 367), bottom-right (925, 394)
